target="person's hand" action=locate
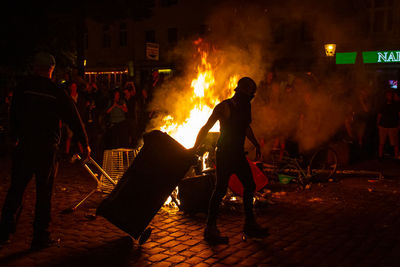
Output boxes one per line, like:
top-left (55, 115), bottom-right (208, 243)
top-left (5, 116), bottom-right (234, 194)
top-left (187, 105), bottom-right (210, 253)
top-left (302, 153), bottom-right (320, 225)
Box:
top-left (187, 147), bottom-right (200, 165)
top-left (81, 145), bottom-right (91, 162)
top-left (188, 146), bottom-right (198, 156)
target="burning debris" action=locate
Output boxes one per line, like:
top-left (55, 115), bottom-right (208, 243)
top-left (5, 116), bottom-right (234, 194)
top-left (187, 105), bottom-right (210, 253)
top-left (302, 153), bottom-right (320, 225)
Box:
top-left (155, 38), bottom-right (238, 149)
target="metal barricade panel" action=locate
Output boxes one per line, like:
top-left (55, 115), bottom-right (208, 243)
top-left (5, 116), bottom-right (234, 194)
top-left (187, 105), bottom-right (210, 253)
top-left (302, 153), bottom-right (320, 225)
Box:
top-left (100, 148), bottom-right (140, 193)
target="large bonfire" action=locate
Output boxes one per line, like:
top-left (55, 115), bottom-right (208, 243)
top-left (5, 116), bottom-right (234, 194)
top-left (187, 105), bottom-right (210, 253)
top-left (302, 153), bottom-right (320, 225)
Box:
top-left (157, 38), bottom-right (240, 207)
top-left (159, 38), bottom-right (238, 148)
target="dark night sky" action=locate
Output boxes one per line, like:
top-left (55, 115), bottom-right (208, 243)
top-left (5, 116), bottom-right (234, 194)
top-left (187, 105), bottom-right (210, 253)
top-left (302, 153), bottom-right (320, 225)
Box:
top-left (0, 0), bottom-right (155, 71)
top-left (1, 2), bottom-right (71, 70)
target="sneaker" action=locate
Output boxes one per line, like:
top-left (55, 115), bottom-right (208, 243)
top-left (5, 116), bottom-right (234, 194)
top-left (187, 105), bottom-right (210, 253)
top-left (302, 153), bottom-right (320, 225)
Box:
top-left (243, 222), bottom-right (269, 238)
top-left (204, 226), bottom-right (229, 244)
top-left (31, 236), bottom-right (59, 250)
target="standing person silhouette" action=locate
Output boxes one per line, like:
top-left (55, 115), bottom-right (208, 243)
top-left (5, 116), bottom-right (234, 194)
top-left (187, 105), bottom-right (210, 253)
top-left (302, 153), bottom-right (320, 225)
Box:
top-left (0, 52), bottom-right (90, 250)
top-left (192, 77), bottom-right (268, 244)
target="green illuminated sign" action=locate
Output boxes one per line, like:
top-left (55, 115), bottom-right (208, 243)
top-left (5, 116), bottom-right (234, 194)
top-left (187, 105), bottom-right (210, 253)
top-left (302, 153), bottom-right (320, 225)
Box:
top-left (335, 50), bottom-right (400, 64)
top-left (336, 52), bottom-right (357, 64)
top-left (363, 50), bottom-right (400, 63)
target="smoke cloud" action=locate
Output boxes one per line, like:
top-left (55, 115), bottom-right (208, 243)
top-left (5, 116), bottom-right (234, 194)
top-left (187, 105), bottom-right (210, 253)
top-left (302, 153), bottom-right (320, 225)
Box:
top-left (147, 2), bottom-right (272, 136)
top-left (147, 0), bottom-right (382, 158)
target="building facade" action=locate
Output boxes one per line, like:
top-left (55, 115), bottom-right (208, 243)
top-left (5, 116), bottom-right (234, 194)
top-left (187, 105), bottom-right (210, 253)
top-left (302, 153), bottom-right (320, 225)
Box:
top-left (84, 0), bottom-right (215, 89)
top-left (83, 0), bottom-right (400, 90)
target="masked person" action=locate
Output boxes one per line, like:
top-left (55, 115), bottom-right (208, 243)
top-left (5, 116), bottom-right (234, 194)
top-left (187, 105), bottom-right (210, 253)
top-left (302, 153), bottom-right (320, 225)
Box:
top-left (0, 52), bottom-right (90, 250)
top-left (192, 77), bottom-right (268, 244)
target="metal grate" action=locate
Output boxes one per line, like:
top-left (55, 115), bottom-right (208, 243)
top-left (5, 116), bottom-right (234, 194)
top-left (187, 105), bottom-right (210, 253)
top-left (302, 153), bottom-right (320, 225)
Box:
top-left (100, 148), bottom-right (140, 193)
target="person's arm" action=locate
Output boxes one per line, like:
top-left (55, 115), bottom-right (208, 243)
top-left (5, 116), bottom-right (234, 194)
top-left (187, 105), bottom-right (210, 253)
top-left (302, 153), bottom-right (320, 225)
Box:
top-left (8, 87), bottom-right (19, 145)
top-left (119, 102), bottom-right (128, 113)
top-left (344, 114), bottom-right (353, 139)
top-left (377, 113), bottom-right (382, 127)
top-left (192, 104), bottom-right (222, 151)
top-left (360, 94), bottom-right (369, 113)
top-left (58, 88), bottom-right (91, 160)
top-left (246, 126), bottom-right (261, 160)
top-left (106, 102), bottom-right (116, 114)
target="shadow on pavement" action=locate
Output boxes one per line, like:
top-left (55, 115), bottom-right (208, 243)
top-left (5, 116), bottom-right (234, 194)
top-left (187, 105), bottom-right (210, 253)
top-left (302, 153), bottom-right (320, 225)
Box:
top-left (0, 248), bottom-right (34, 266)
top-left (52, 236), bottom-right (138, 266)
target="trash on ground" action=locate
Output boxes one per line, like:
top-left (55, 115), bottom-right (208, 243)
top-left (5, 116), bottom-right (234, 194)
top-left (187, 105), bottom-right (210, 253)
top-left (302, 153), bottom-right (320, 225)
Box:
top-left (272, 191), bottom-right (287, 198)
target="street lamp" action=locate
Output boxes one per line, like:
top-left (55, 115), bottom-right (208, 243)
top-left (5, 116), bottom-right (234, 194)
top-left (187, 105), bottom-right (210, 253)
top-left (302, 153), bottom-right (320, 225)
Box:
top-left (324, 43), bottom-right (336, 75)
top-left (324, 43), bottom-right (336, 57)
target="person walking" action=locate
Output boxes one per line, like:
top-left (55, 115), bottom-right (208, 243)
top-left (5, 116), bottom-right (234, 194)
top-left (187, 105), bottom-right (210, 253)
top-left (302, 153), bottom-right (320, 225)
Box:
top-left (0, 52), bottom-right (90, 250)
top-left (192, 77), bottom-right (268, 244)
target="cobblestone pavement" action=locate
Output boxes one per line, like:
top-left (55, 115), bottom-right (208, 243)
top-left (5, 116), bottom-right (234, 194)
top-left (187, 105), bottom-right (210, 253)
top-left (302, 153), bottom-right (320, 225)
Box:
top-left (1, 156), bottom-right (400, 266)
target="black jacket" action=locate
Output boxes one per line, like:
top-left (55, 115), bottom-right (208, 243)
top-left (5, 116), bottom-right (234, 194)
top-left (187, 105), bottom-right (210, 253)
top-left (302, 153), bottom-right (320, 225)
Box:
top-left (10, 75), bottom-right (88, 147)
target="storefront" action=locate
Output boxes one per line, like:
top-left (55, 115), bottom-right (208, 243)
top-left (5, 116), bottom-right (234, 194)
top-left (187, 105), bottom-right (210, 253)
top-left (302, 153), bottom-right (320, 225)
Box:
top-left (336, 50), bottom-right (400, 90)
top-left (84, 67), bottom-right (129, 89)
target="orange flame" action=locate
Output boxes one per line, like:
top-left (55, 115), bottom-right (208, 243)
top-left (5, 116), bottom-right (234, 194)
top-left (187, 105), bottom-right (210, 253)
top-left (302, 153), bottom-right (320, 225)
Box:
top-left (160, 39), bottom-right (238, 148)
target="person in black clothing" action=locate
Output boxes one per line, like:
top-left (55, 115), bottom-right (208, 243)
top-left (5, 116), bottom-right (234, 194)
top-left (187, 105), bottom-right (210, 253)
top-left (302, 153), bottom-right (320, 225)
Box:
top-left (64, 82), bottom-right (87, 162)
top-left (84, 82), bottom-right (103, 161)
top-left (136, 87), bottom-right (151, 145)
top-left (377, 90), bottom-right (400, 160)
top-left (192, 77), bottom-right (268, 244)
top-left (0, 52), bottom-right (90, 250)
top-left (123, 82), bottom-right (138, 147)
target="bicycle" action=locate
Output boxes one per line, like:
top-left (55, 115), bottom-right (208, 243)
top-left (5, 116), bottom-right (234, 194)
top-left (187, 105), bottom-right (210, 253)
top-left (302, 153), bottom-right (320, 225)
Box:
top-left (262, 145), bottom-right (338, 189)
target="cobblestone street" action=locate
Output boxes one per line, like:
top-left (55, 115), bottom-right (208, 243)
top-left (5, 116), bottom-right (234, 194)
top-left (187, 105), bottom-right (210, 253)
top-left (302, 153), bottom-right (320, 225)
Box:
top-left (1, 157), bottom-right (400, 266)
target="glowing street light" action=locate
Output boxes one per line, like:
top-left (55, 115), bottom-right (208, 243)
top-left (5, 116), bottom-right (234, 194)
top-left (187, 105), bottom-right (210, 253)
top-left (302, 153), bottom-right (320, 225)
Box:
top-left (324, 43), bottom-right (336, 57)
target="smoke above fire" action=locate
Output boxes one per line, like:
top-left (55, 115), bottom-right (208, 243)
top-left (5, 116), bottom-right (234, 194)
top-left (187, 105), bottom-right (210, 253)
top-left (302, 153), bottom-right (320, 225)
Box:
top-left (147, 4), bottom-right (271, 148)
top-left (147, 1), bottom-right (380, 156)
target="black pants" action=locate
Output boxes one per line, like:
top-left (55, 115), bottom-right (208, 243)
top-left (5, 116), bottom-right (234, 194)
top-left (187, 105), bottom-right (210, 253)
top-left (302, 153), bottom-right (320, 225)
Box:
top-left (207, 150), bottom-right (255, 226)
top-left (0, 143), bottom-right (58, 238)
